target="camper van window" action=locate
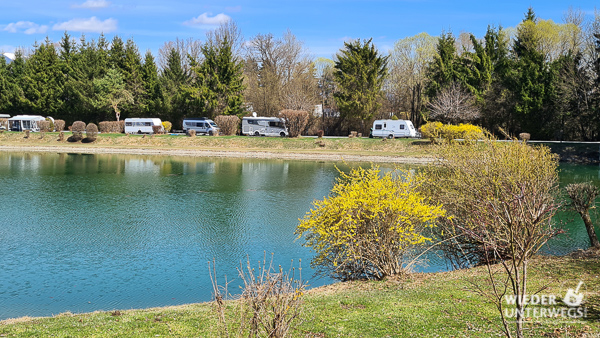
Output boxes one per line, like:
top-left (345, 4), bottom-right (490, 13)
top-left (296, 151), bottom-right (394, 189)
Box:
top-left (400, 125), bottom-right (405, 129)
top-left (269, 121), bottom-right (283, 128)
top-left (247, 119), bottom-right (258, 125)
top-left (144, 122), bottom-right (152, 126)
top-left (197, 122), bottom-right (205, 127)
top-left (375, 124), bottom-right (382, 130)
top-left (125, 122), bottom-right (133, 126)
top-left (384, 123), bottom-right (387, 128)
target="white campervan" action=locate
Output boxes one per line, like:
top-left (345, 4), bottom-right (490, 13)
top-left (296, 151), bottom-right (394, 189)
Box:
top-left (124, 118), bottom-right (164, 134)
top-left (242, 117), bottom-right (288, 137)
top-left (8, 115), bottom-right (47, 132)
top-left (372, 119), bottom-right (418, 139)
top-left (182, 117), bottom-right (219, 135)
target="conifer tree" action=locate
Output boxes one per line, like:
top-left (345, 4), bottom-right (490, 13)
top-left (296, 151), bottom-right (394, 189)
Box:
top-left (183, 37), bottom-right (245, 118)
top-left (333, 38), bottom-right (388, 131)
top-left (141, 51), bottom-right (163, 117)
top-left (22, 38), bottom-right (64, 116)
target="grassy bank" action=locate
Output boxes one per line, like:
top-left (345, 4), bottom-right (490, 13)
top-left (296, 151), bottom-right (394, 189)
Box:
top-left (0, 131), bottom-right (432, 158)
top-left (1, 255), bottom-right (598, 337)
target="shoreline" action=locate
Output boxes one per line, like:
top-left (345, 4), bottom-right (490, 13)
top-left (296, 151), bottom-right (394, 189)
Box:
top-left (0, 145), bottom-right (434, 164)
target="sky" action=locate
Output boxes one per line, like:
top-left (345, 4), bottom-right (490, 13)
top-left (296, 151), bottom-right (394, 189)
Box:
top-left (1, 0), bottom-right (598, 60)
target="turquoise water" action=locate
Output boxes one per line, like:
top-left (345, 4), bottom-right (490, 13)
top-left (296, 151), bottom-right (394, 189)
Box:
top-left (0, 153), bottom-right (595, 320)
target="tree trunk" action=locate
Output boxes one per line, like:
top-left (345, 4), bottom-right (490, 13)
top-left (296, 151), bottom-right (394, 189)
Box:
top-left (581, 211), bottom-right (600, 248)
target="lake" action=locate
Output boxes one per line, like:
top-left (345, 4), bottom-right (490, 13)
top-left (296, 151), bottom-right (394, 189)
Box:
top-left (0, 152), bottom-right (595, 320)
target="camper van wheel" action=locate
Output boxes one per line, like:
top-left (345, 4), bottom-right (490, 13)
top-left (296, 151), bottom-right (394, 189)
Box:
top-left (254, 131), bottom-right (260, 136)
top-left (387, 134), bottom-right (394, 139)
top-left (279, 132), bottom-right (286, 137)
top-left (138, 130), bottom-right (143, 134)
top-left (208, 130), bottom-right (213, 136)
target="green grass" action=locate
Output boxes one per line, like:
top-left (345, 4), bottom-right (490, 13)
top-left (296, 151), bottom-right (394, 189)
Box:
top-left (1, 255), bottom-right (598, 337)
top-left (0, 131), bottom-right (434, 158)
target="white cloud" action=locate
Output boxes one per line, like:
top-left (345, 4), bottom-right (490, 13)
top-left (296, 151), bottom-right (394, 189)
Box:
top-left (72, 0), bottom-right (111, 9)
top-left (183, 13), bottom-right (230, 27)
top-left (53, 17), bottom-right (117, 33)
top-left (3, 21), bottom-right (48, 34)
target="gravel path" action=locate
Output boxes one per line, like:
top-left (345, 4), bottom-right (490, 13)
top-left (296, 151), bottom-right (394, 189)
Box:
top-left (0, 145), bottom-right (433, 164)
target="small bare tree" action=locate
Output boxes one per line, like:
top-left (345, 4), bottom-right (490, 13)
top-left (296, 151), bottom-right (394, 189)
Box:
top-left (566, 182), bottom-right (600, 248)
top-left (428, 81), bottom-right (480, 124)
top-left (209, 254), bottom-right (306, 338)
top-left (425, 138), bottom-right (562, 338)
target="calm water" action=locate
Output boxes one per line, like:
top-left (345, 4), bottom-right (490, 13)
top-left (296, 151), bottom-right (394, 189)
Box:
top-left (0, 153), bottom-right (595, 320)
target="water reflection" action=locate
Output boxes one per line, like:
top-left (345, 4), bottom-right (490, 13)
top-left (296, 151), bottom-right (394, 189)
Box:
top-left (0, 152), bottom-right (594, 320)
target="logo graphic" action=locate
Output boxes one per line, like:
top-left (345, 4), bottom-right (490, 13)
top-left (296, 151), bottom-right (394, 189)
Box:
top-left (563, 281), bottom-right (584, 307)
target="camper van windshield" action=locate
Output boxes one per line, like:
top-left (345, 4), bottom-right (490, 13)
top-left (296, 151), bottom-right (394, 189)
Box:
top-left (209, 122), bottom-right (217, 127)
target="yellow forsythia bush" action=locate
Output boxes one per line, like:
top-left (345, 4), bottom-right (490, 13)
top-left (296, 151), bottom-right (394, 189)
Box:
top-left (295, 165), bottom-right (446, 280)
top-left (421, 122), bottom-right (485, 143)
top-left (162, 121), bottom-right (172, 133)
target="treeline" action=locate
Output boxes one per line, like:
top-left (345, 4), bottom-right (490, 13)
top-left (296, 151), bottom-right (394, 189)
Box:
top-left (1, 7), bottom-right (600, 139)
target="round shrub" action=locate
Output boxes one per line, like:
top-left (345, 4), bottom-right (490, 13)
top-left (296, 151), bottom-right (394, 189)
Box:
top-left (54, 120), bottom-right (65, 132)
top-left (85, 123), bottom-right (98, 141)
top-left (162, 121), bottom-right (172, 133)
top-left (70, 121), bottom-right (86, 142)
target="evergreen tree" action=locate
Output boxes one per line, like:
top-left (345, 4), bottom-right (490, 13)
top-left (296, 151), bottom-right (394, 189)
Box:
top-left (333, 38), bottom-right (388, 131)
top-left (59, 32), bottom-right (91, 124)
top-left (22, 38), bottom-right (64, 116)
top-left (183, 37), bottom-right (245, 118)
top-left (160, 47), bottom-right (189, 124)
top-left (510, 8), bottom-right (556, 138)
top-left (141, 51), bottom-right (163, 117)
top-left (122, 38), bottom-right (145, 117)
top-left (109, 36), bottom-right (126, 72)
top-left (426, 32), bottom-right (460, 98)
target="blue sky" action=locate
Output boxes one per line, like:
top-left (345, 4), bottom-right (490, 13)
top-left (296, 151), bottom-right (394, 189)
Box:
top-left (1, 0), bottom-right (598, 60)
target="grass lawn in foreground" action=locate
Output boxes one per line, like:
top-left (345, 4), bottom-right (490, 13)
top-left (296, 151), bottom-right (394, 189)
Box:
top-left (1, 255), bottom-right (598, 337)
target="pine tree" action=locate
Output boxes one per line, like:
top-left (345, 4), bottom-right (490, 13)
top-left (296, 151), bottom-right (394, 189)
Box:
top-left (141, 51), bottom-right (163, 117)
top-left (22, 38), bottom-right (64, 116)
top-left (183, 37), bottom-right (245, 118)
top-left (426, 32), bottom-right (460, 98)
top-left (510, 8), bottom-right (556, 138)
top-left (333, 38), bottom-right (388, 131)
top-left (160, 47), bottom-right (189, 124)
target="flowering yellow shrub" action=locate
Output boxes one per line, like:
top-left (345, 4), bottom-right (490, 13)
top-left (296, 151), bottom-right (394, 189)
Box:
top-left (162, 121), bottom-right (172, 133)
top-left (420, 122), bottom-right (485, 143)
top-left (295, 165), bottom-right (446, 280)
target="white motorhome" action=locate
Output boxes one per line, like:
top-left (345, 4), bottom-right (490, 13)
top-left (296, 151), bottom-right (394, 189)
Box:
top-left (124, 118), bottom-right (164, 134)
top-left (242, 117), bottom-right (288, 137)
top-left (182, 117), bottom-right (219, 135)
top-left (8, 115), bottom-right (47, 132)
top-left (371, 119), bottom-right (418, 138)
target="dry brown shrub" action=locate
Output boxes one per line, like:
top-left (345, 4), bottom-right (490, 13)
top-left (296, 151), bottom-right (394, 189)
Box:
top-left (188, 129), bottom-right (196, 137)
top-left (99, 121), bottom-right (125, 133)
top-left (152, 125), bottom-right (163, 134)
top-left (279, 110), bottom-right (309, 138)
top-left (58, 131), bottom-right (65, 142)
top-left (24, 130), bottom-right (30, 138)
top-left (519, 132), bottom-right (530, 141)
top-left (214, 115), bottom-right (240, 136)
top-left (38, 121), bottom-right (51, 132)
top-left (210, 254), bottom-right (306, 337)
top-left (85, 123), bottom-right (98, 141)
top-left (54, 120), bottom-right (65, 132)
top-left (70, 121), bottom-right (86, 142)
